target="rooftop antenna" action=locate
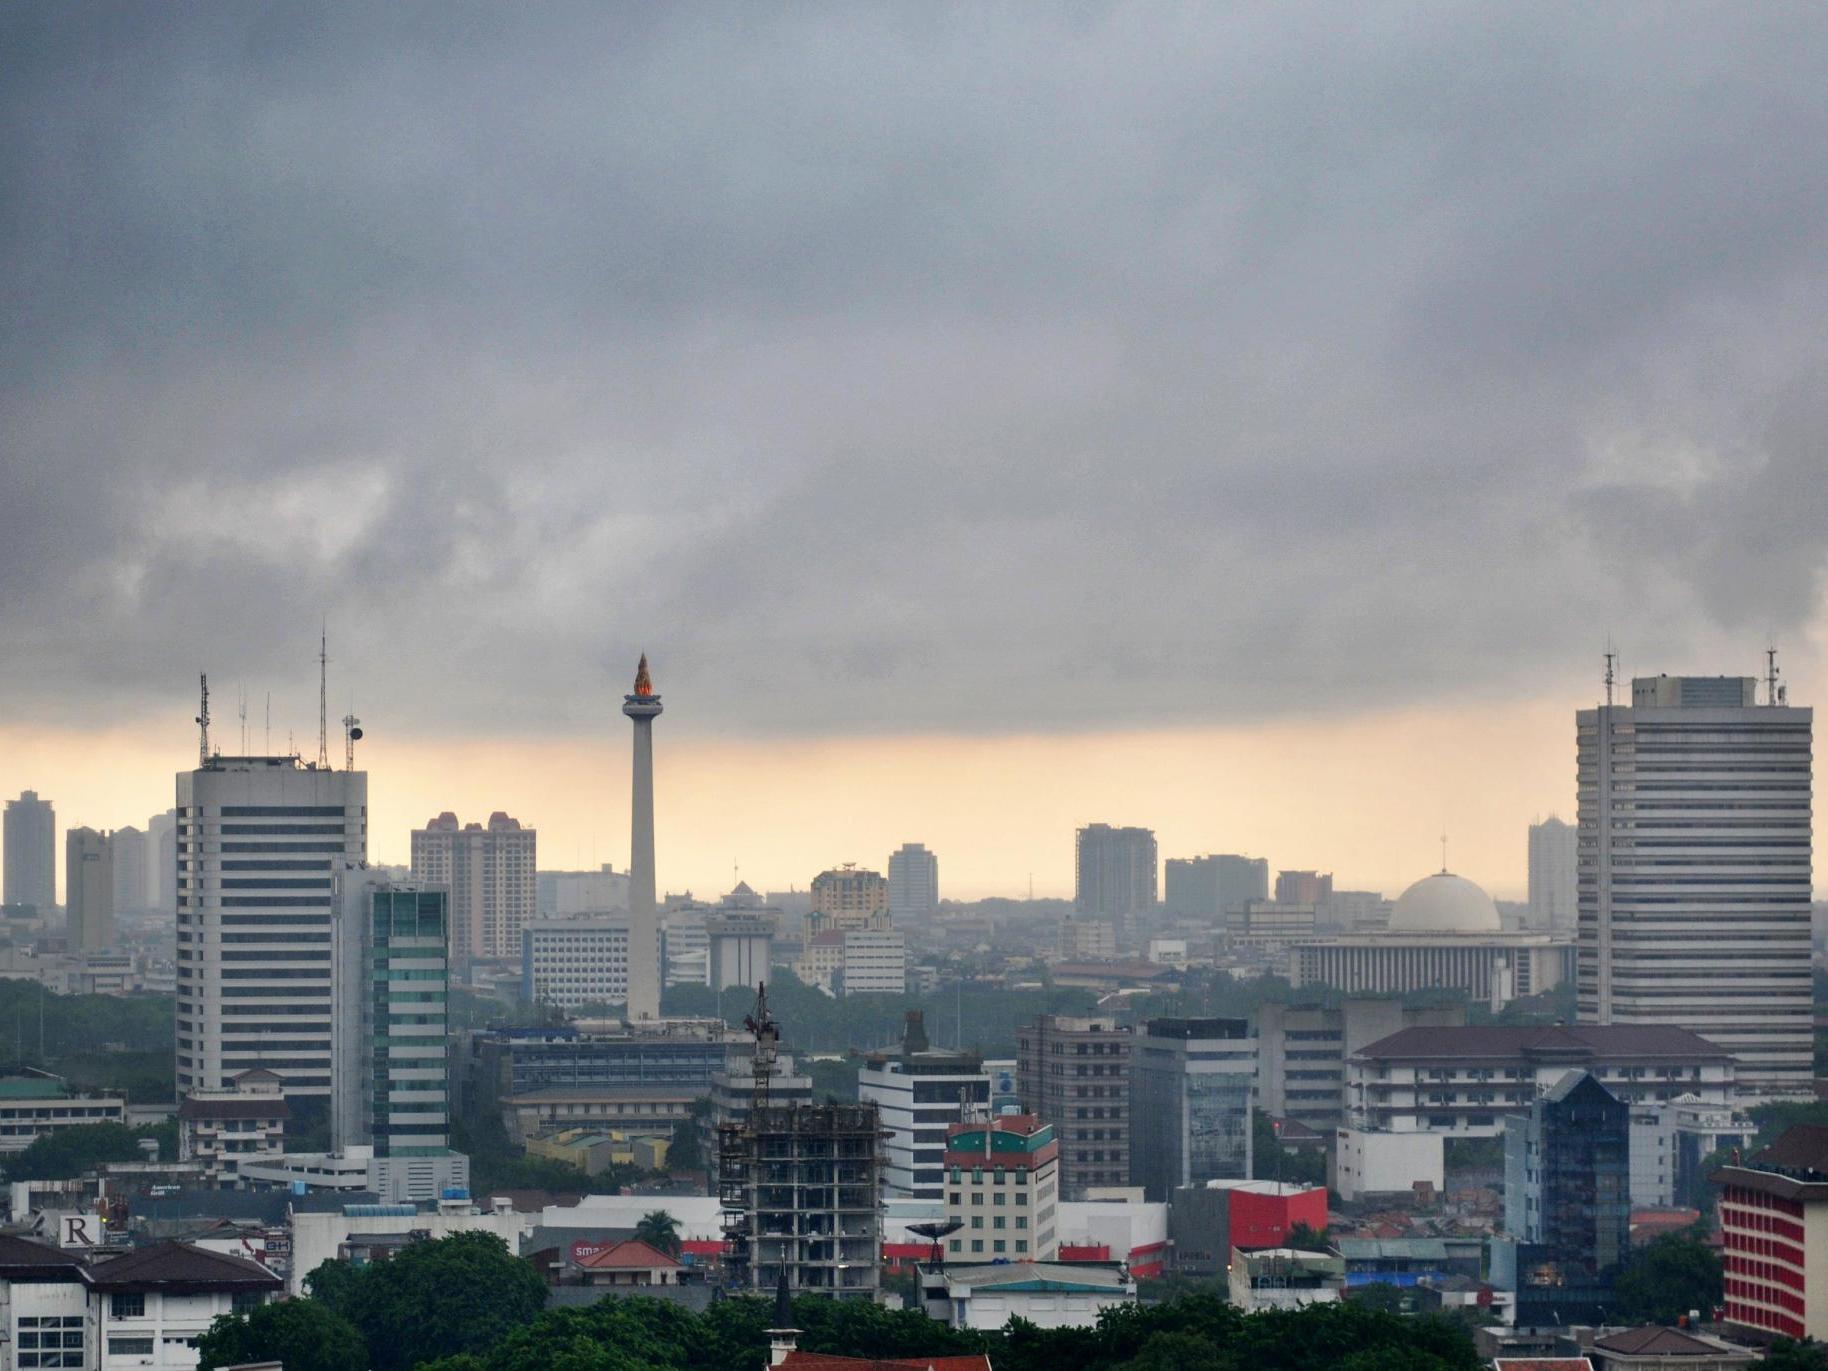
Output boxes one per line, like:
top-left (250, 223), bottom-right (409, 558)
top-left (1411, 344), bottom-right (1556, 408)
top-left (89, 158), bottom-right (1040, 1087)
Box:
top-left (264, 692), bottom-right (271, 755)
top-left (342, 710), bottom-right (363, 771)
top-left (317, 624), bottom-right (329, 769)
top-left (195, 675), bottom-right (212, 767)
top-left (1766, 644), bottom-right (1782, 707)
top-left (1440, 831), bottom-right (1449, 875)
top-left (1603, 642), bottom-right (1616, 707)
top-left (238, 686), bottom-right (248, 754)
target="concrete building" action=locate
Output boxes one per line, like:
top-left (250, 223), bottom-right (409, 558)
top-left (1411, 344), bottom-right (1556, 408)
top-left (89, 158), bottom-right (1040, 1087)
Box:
top-left (1130, 1018), bottom-right (1255, 1202)
top-left (64, 827), bottom-right (114, 953)
top-left (919, 1261), bottom-right (1134, 1331)
top-left (808, 865), bottom-right (889, 934)
top-left (287, 1197), bottom-right (526, 1295)
top-left (410, 811), bottom-right (536, 967)
top-left (1228, 1247), bottom-right (1345, 1312)
top-left (1502, 1071), bottom-right (1630, 1326)
top-left (2, 791), bottom-right (55, 913)
top-left (1055, 917), bottom-right (1116, 962)
top-left (887, 843), bottom-right (939, 923)
top-left (661, 905), bottom-right (710, 988)
top-left (176, 754), bottom-right (367, 1098)
top-left (1074, 824), bottom-right (1156, 949)
top-left (792, 930), bottom-right (846, 991)
top-left (621, 656), bottom-right (663, 1022)
top-left (536, 863), bottom-right (630, 917)
top-left (1579, 673), bottom-right (1813, 1099)
top-left (1275, 870), bottom-right (1332, 905)
top-left (1287, 870), bottom-right (1572, 1009)
top-left (146, 810), bottom-right (178, 916)
top-left (522, 918), bottom-right (629, 1010)
top-left (1168, 1179), bottom-right (1327, 1277)
top-left (177, 1068), bottom-right (289, 1185)
top-left (1332, 1127), bottom-right (1445, 1202)
top-left (859, 1013), bottom-right (988, 1200)
top-left (1715, 1122), bottom-right (1828, 1342)
top-left (717, 1102), bottom-right (884, 1299)
top-left (707, 910), bottom-right (773, 995)
top-left (942, 1114), bottom-right (1059, 1262)
top-left (1016, 1015), bottom-right (1132, 1199)
top-left (0, 1069), bottom-right (126, 1153)
top-left (1528, 816), bottom-right (1578, 935)
top-left (839, 930), bottom-right (905, 995)
top-left (331, 874), bottom-right (451, 1160)
top-left (1255, 997), bottom-right (1468, 1132)
top-left (1163, 854), bottom-right (1268, 922)
top-left (1627, 1095), bottom-right (1753, 1210)
top-left (108, 826), bottom-right (147, 917)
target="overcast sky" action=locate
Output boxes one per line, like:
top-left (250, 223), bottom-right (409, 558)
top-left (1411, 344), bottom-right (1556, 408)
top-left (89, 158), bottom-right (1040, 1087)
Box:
top-left (5, 5), bottom-right (1827, 894)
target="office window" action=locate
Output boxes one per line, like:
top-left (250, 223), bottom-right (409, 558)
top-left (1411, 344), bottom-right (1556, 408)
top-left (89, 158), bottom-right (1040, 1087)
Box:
top-left (111, 1293), bottom-right (146, 1319)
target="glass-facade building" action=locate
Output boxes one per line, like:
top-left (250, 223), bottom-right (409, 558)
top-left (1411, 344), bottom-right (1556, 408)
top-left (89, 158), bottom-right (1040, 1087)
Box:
top-left (1129, 1017), bottom-right (1256, 1202)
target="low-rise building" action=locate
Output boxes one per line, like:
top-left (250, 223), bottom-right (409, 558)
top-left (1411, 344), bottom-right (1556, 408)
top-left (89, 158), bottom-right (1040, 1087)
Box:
top-left (567, 1238), bottom-right (685, 1287)
top-left (1587, 1327), bottom-right (1757, 1371)
top-left (918, 1261), bottom-right (1135, 1331)
top-left (1256, 998), bottom-right (1467, 1133)
top-left (178, 1069), bottom-right (289, 1186)
top-left (1227, 1246), bottom-right (1345, 1312)
top-left (839, 931), bottom-right (906, 995)
top-left (287, 1196), bottom-right (530, 1295)
top-left (237, 1144), bottom-right (469, 1205)
top-left (1714, 1122), bottom-right (1828, 1342)
top-left (1332, 1127), bottom-right (1444, 1203)
top-left (1168, 1180), bottom-right (1327, 1278)
top-left (0, 1068), bottom-right (127, 1154)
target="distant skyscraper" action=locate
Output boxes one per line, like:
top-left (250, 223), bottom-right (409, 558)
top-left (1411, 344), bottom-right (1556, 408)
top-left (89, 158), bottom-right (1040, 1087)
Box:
top-left (65, 827), bottom-right (114, 952)
top-left (110, 824), bottom-right (147, 915)
top-left (1163, 854), bottom-right (1268, 921)
top-left (146, 809), bottom-right (178, 914)
top-left (1074, 824), bottom-right (1156, 947)
top-left (1578, 673), bottom-right (1813, 1099)
top-left (887, 843), bottom-right (939, 922)
top-left (410, 812), bottom-right (536, 965)
top-left (809, 865), bottom-right (889, 933)
top-left (1527, 817), bottom-right (1577, 934)
top-left (3, 791), bottom-right (55, 912)
top-left (332, 869), bottom-right (450, 1156)
top-left (622, 655), bottom-right (663, 1021)
top-left (177, 755), bottom-right (367, 1098)
top-left (1274, 870), bottom-right (1333, 904)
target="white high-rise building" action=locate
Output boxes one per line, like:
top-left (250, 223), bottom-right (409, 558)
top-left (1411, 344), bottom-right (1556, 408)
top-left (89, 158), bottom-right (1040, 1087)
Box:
top-left (410, 812), bottom-right (536, 965)
top-left (521, 918), bottom-right (629, 1009)
top-left (111, 824), bottom-right (148, 915)
top-left (176, 756), bottom-right (367, 1098)
top-left (1528, 817), bottom-right (1578, 934)
top-left (840, 930), bottom-right (907, 995)
top-left (1578, 673), bottom-right (1813, 1100)
top-left (888, 843), bottom-right (940, 922)
top-left (3, 791), bottom-right (55, 912)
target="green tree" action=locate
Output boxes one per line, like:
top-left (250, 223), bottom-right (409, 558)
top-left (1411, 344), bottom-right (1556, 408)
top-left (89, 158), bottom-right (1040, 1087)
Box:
top-left (634, 1209), bottom-right (681, 1256)
top-left (1346, 1282), bottom-right (1410, 1315)
top-left (5, 1122), bottom-right (150, 1180)
top-left (1113, 1331), bottom-right (1227, 1371)
top-left (1612, 1230), bottom-right (1723, 1325)
top-left (196, 1298), bottom-right (367, 1371)
top-left (308, 1231), bottom-right (547, 1371)
top-left (1764, 1340), bottom-right (1828, 1371)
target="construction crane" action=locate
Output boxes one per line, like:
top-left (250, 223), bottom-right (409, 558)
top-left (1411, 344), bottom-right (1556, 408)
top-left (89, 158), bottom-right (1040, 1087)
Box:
top-left (742, 982), bottom-right (780, 1112)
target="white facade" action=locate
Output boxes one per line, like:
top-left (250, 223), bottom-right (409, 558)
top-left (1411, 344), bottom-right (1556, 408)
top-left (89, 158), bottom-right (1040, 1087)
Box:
top-left (706, 912), bottom-right (772, 995)
top-left (240, 1144), bottom-right (468, 1209)
top-left (410, 812), bottom-right (535, 966)
top-left (1333, 1127), bottom-right (1444, 1202)
top-left (858, 1053), bottom-right (990, 1200)
top-left (840, 930), bottom-right (906, 995)
top-left (0, 1081), bottom-right (126, 1154)
top-left (887, 843), bottom-right (939, 922)
top-left (176, 757), bottom-right (366, 1098)
top-left (1288, 935), bottom-right (1571, 1009)
top-left (541, 865), bottom-right (630, 917)
top-left (521, 919), bottom-right (629, 1009)
top-left (921, 1262), bottom-right (1135, 1331)
top-left (287, 1199), bottom-right (526, 1295)
top-left (1578, 676), bottom-right (1814, 1099)
top-left (1527, 817), bottom-right (1578, 934)
top-left (661, 907), bottom-right (709, 988)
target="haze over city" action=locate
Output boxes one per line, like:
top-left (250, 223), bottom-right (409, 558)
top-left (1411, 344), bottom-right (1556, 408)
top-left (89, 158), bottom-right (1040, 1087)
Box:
top-left (8, 6), bottom-right (1828, 899)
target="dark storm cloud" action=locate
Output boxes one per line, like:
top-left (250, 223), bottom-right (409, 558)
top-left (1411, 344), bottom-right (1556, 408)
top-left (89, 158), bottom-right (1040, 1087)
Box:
top-left (4, 3), bottom-right (1828, 736)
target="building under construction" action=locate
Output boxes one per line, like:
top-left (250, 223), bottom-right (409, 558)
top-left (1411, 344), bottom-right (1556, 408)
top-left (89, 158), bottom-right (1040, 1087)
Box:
top-left (717, 985), bottom-right (884, 1300)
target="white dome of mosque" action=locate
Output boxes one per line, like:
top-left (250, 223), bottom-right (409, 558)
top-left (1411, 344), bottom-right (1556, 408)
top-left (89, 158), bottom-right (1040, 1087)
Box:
top-left (1386, 871), bottom-right (1502, 935)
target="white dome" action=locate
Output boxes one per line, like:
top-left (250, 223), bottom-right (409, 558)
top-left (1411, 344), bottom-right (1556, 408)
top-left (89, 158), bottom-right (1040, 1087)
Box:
top-left (1386, 872), bottom-right (1501, 935)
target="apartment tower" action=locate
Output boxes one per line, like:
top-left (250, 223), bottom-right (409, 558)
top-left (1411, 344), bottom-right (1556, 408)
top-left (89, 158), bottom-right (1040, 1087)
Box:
top-left (1528, 817), bottom-right (1578, 935)
top-left (887, 843), bottom-right (940, 923)
top-left (64, 828), bottom-right (114, 953)
top-left (1577, 672), bottom-right (1813, 1099)
top-left (409, 812), bottom-right (536, 966)
top-left (3, 791), bottom-right (55, 912)
top-left (1074, 824), bottom-right (1157, 949)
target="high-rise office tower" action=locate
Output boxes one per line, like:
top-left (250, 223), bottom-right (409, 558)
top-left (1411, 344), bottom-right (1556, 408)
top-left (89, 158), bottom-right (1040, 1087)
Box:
top-left (1016, 1014), bottom-right (1132, 1199)
top-left (808, 865), bottom-right (890, 933)
top-left (1129, 1017), bottom-right (1256, 1202)
top-left (177, 755), bottom-right (367, 1098)
top-left (887, 843), bottom-right (939, 922)
top-left (621, 655), bottom-right (663, 1021)
top-left (3, 791), bottom-right (55, 912)
top-left (1528, 817), bottom-right (1578, 934)
top-left (409, 812), bottom-right (536, 965)
top-left (1074, 824), bottom-right (1156, 948)
top-left (1163, 854), bottom-right (1269, 921)
top-left (1578, 672), bottom-right (1813, 1099)
top-left (65, 827), bottom-right (114, 952)
top-left (110, 825), bottom-right (147, 915)
top-left (1274, 870), bottom-right (1333, 904)
top-left (147, 810), bottom-right (178, 914)
top-left (331, 868), bottom-right (450, 1157)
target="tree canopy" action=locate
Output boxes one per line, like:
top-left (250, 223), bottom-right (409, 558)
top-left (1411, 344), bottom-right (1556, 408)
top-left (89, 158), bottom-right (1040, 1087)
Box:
top-left (1611, 1230), bottom-right (1724, 1325)
top-left (3, 1121), bottom-right (164, 1181)
top-left (197, 1296), bottom-right (368, 1371)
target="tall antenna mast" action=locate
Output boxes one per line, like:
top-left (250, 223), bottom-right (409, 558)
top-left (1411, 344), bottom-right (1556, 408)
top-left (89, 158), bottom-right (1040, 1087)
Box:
top-left (195, 675), bottom-right (211, 767)
top-left (317, 625), bottom-right (329, 768)
top-left (1766, 644), bottom-right (1781, 707)
top-left (342, 711), bottom-right (362, 770)
top-left (238, 686), bottom-right (248, 754)
top-left (264, 692), bottom-right (271, 754)
top-left (1603, 644), bottom-right (1616, 707)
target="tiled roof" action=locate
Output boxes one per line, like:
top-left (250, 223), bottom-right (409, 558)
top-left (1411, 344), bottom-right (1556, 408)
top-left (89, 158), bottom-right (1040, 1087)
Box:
top-left (1492, 1361), bottom-right (1592, 1371)
top-left (1752, 1123), bottom-right (1828, 1174)
top-left (779, 1355), bottom-right (993, 1371)
top-left (177, 1096), bottom-right (291, 1121)
top-left (84, 1240), bottom-right (281, 1292)
top-left (0, 1234), bottom-right (85, 1280)
top-left (1593, 1325), bottom-right (1732, 1354)
top-left (1353, 1024), bottom-right (1733, 1062)
top-left (572, 1239), bottom-right (682, 1270)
